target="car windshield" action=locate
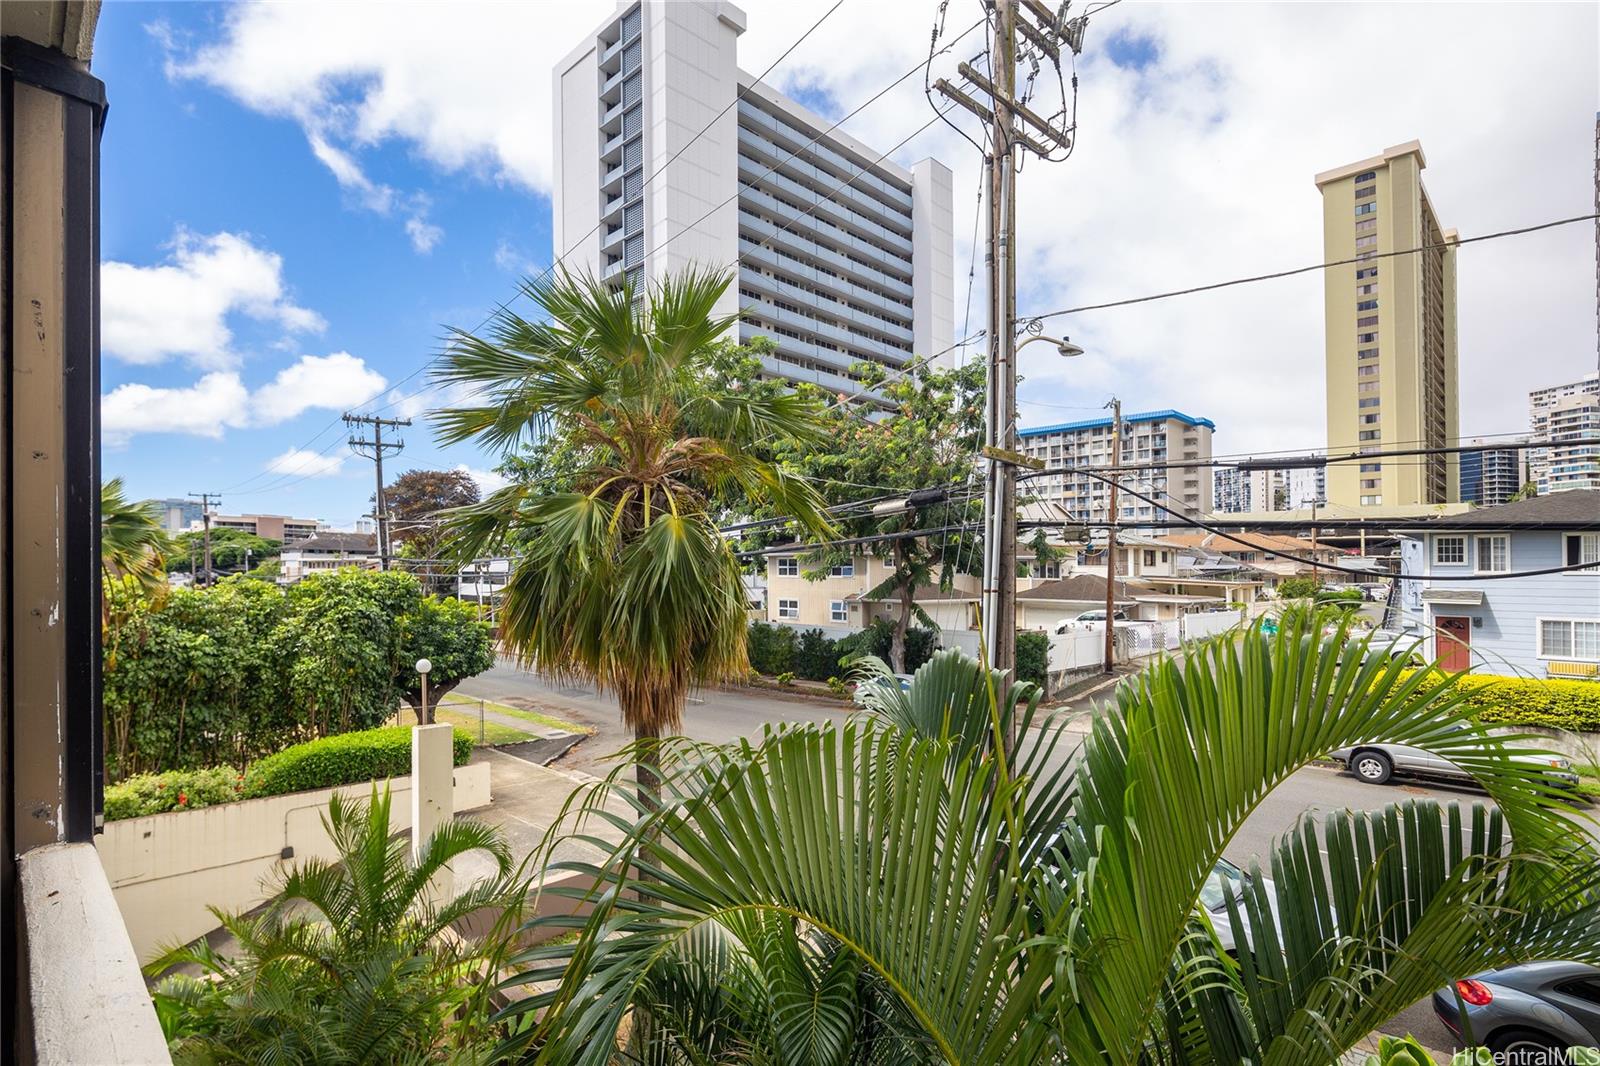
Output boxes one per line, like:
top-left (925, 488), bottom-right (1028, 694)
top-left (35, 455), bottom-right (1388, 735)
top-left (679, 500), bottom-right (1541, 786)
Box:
top-left (1199, 858), bottom-right (1246, 911)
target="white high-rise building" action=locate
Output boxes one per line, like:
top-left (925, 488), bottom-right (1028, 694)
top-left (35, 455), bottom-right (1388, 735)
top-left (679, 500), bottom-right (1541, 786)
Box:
top-left (1529, 372), bottom-right (1600, 494)
top-left (554, 1), bottom-right (955, 398)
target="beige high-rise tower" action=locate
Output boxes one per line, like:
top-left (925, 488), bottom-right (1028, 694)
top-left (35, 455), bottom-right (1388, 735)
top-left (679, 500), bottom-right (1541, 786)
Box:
top-left (1315, 141), bottom-right (1459, 507)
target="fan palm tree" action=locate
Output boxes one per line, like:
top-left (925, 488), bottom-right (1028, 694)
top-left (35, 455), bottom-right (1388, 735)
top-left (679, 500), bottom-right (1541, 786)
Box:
top-left (101, 477), bottom-right (169, 590)
top-left (147, 787), bottom-right (528, 1064)
top-left (505, 612), bottom-right (1600, 1064)
top-left (432, 267), bottom-right (832, 800)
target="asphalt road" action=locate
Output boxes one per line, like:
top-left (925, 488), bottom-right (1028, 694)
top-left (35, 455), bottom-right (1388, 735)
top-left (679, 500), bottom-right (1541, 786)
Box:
top-left (458, 657), bottom-right (1594, 1054)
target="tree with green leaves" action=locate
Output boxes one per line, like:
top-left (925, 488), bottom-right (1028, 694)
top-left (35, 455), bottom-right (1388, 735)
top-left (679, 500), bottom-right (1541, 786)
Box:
top-left (103, 569), bottom-right (496, 777)
top-left (757, 359), bottom-right (986, 673)
top-left (397, 595), bottom-right (495, 723)
top-left (168, 527), bottom-right (280, 575)
top-left (511, 612), bottom-right (1600, 1063)
top-left (101, 478), bottom-right (170, 593)
top-left (432, 268), bottom-right (832, 802)
top-left (147, 787), bottom-right (527, 1064)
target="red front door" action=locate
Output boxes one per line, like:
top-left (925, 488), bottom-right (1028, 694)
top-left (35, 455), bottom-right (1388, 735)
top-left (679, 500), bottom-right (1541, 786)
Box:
top-left (1436, 616), bottom-right (1471, 672)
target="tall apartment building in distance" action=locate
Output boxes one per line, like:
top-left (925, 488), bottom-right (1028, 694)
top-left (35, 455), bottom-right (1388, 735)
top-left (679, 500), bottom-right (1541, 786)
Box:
top-left (1316, 141), bottom-right (1458, 508)
top-left (1458, 437), bottom-right (1528, 506)
top-left (1210, 464), bottom-right (1324, 515)
top-left (553, 1), bottom-right (954, 399)
top-left (1020, 411), bottom-right (1215, 524)
top-left (1529, 372), bottom-right (1600, 493)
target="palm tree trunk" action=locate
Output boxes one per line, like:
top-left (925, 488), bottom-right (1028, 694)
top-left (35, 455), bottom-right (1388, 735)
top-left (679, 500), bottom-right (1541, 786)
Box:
top-left (634, 721), bottom-right (662, 816)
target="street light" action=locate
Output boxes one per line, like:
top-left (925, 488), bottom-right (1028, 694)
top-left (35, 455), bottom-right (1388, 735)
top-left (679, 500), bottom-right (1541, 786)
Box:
top-left (415, 658), bottom-right (432, 725)
top-left (1016, 334), bottom-right (1084, 359)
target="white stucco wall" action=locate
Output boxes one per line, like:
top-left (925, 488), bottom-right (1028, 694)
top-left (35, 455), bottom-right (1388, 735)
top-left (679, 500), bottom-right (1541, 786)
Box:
top-left (97, 763), bottom-right (491, 963)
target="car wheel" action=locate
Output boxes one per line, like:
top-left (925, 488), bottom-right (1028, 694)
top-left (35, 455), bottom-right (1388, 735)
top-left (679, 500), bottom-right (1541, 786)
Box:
top-left (1488, 1028), bottom-right (1566, 1065)
top-left (1350, 749), bottom-right (1393, 785)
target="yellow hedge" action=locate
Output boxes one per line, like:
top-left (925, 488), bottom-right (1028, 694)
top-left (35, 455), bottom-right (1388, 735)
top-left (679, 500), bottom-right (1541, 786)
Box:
top-left (1403, 670), bottom-right (1600, 733)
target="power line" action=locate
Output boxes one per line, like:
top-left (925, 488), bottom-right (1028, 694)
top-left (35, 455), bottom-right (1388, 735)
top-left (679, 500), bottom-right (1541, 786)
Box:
top-left (1052, 467), bottom-right (1599, 582)
top-left (1020, 212), bottom-right (1600, 324)
top-left (343, 413), bottom-right (410, 570)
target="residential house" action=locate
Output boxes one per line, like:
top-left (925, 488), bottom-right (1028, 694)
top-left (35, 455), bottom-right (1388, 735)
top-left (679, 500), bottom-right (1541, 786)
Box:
top-left (277, 532), bottom-right (380, 584)
top-left (1016, 574), bottom-right (1141, 630)
top-left (1392, 491), bottom-right (1600, 678)
top-left (1157, 530), bottom-right (1348, 591)
top-left (762, 545), bottom-right (1060, 632)
top-left (1074, 533), bottom-right (1264, 614)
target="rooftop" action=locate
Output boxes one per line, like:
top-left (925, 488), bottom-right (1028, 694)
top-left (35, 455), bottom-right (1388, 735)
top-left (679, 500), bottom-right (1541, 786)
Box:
top-left (290, 532), bottom-right (379, 553)
top-left (1020, 409), bottom-right (1216, 438)
top-left (1395, 489), bottom-right (1600, 531)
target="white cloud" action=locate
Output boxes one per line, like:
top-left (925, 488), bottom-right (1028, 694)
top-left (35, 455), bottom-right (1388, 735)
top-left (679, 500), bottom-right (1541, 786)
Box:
top-left (306, 131), bottom-right (442, 250)
top-left (163, 1), bottom-right (1598, 454)
top-left (252, 351), bottom-right (387, 424)
top-left (103, 229), bottom-right (324, 369)
top-left (102, 372), bottom-right (252, 444)
top-left (493, 239), bottom-right (540, 276)
top-left (265, 448), bottom-right (346, 478)
top-left (103, 352), bottom-right (388, 442)
top-left (456, 464), bottom-right (509, 495)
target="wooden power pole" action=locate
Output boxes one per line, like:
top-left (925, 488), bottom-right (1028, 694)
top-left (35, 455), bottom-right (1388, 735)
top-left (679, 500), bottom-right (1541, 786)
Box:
top-left (1103, 398), bottom-right (1121, 673)
top-left (934, 0), bottom-right (1080, 678)
top-left (188, 491), bottom-right (220, 586)
top-left (344, 413), bottom-right (411, 570)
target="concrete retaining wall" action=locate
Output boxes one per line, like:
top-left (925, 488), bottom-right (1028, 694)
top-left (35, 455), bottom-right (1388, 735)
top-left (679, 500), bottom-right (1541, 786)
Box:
top-left (97, 762), bottom-right (491, 963)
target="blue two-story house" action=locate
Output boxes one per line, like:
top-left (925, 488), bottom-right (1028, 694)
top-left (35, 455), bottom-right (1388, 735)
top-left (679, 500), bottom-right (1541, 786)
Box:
top-left (1393, 490), bottom-right (1599, 679)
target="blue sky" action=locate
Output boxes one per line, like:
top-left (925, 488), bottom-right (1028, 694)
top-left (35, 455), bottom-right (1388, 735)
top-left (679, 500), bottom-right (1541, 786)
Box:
top-left (94, 1), bottom-right (1598, 527)
top-left (96, 4), bottom-right (545, 527)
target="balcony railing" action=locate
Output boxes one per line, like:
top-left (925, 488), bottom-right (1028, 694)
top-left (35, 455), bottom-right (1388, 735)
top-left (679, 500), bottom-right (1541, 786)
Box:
top-left (20, 843), bottom-right (172, 1063)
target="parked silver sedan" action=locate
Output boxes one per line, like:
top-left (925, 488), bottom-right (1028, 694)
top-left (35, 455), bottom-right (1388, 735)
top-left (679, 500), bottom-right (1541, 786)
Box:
top-left (1328, 723), bottom-right (1578, 788)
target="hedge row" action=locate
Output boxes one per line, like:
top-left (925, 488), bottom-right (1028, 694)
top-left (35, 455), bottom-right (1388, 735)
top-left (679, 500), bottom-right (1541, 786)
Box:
top-left (1435, 672), bottom-right (1600, 733)
top-left (104, 726), bottom-right (474, 821)
top-left (746, 620), bottom-right (1050, 689)
top-left (747, 620), bottom-right (940, 681)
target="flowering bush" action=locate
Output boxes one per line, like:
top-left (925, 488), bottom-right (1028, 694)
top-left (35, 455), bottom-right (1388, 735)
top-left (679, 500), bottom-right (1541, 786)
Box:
top-left (103, 767), bottom-right (243, 820)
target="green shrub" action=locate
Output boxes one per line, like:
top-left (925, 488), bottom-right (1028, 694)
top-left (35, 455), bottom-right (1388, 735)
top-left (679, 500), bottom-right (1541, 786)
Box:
top-left (746, 622), bottom-right (796, 675)
top-left (1415, 671), bottom-right (1600, 733)
top-left (244, 726), bottom-right (472, 800)
top-left (1015, 630), bottom-right (1050, 689)
top-left (835, 619), bottom-right (940, 673)
top-left (1276, 577), bottom-right (1317, 599)
top-left (794, 628), bottom-right (845, 681)
top-left (825, 676), bottom-right (850, 699)
top-left (104, 767), bottom-right (244, 820)
top-left (775, 672), bottom-right (796, 687)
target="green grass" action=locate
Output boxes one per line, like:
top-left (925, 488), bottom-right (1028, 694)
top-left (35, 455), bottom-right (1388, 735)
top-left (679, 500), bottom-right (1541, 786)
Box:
top-left (439, 694), bottom-right (590, 736)
top-left (430, 706), bottom-right (540, 747)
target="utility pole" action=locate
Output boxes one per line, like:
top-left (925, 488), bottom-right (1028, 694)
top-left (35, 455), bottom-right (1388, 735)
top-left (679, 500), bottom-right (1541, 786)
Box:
top-left (1307, 496), bottom-right (1323, 587)
top-left (934, 0), bottom-right (1080, 679)
top-left (188, 492), bottom-right (220, 587)
top-left (344, 413), bottom-right (411, 570)
top-left (1103, 399), bottom-right (1121, 673)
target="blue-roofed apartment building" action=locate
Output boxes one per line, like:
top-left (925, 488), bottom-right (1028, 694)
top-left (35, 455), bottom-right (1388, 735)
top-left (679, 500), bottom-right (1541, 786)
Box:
top-left (1019, 410), bottom-right (1216, 525)
top-left (1393, 490), bottom-right (1600, 679)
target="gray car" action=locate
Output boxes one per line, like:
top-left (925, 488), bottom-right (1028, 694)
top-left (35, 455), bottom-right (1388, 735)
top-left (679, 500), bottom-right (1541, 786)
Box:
top-left (1327, 722), bottom-right (1579, 788)
top-left (1432, 961), bottom-right (1600, 1062)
